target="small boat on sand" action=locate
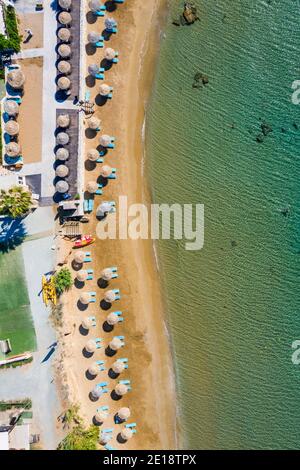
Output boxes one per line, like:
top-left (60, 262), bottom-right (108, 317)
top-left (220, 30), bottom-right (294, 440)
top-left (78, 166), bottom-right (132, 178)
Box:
top-left (73, 235), bottom-right (95, 248)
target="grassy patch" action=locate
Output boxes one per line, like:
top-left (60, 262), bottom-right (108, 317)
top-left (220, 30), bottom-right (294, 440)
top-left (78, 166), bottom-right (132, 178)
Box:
top-left (0, 6), bottom-right (22, 53)
top-left (0, 398), bottom-right (32, 411)
top-left (0, 246), bottom-right (36, 358)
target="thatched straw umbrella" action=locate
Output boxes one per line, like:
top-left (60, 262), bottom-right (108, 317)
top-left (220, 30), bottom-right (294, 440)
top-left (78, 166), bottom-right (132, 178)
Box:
top-left (121, 428), bottom-right (133, 441)
top-left (80, 292), bottom-right (90, 304)
top-left (85, 339), bottom-right (97, 353)
top-left (55, 165), bottom-right (69, 177)
top-left (99, 134), bottom-right (112, 147)
top-left (104, 48), bottom-right (116, 61)
top-left (100, 432), bottom-right (110, 445)
top-left (99, 84), bottom-right (111, 97)
top-left (77, 270), bottom-right (88, 282)
top-left (4, 100), bottom-right (19, 116)
top-left (106, 312), bottom-right (119, 326)
top-left (58, 44), bottom-right (71, 58)
top-left (58, 11), bottom-right (72, 25)
top-left (104, 290), bottom-right (116, 303)
top-left (5, 142), bottom-right (21, 157)
top-left (112, 360), bottom-right (125, 374)
top-left (59, 0), bottom-right (72, 9)
top-left (57, 76), bottom-right (71, 90)
top-left (57, 60), bottom-right (71, 74)
top-left (57, 113), bottom-right (70, 128)
top-left (88, 362), bottom-right (99, 376)
top-left (81, 317), bottom-right (92, 330)
top-left (88, 116), bottom-right (101, 130)
top-left (57, 27), bottom-right (71, 42)
top-left (89, 0), bottom-right (103, 12)
top-left (55, 180), bottom-right (69, 193)
top-left (105, 17), bottom-right (117, 31)
top-left (97, 202), bottom-right (112, 217)
top-left (94, 409), bottom-right (108, 424)
top-left (88, 63), bottom-right (99, 76)
top-left (7, 69), bottom-right (25, 89)
top-left (91, 386), bottom-right (102, 399)
top-left (86, 181), bottom-right (99, 194)
top-left (4, 120), bottom-right (19, 136)
top-left (117, 407), bottom-right (131, 421)
top-left (109, 337), bottom-right (122, 351)
top-left (88, 31), bottom-right (101, 44)
top-left (56, 132), bottom-right (69, 145)
top-left (55, 147), bottom-right (69, 161)
top-left (87, 149), bottom-right (99, 162)
top-left (101, 268), bottom-right (113, 281)
top-left (100, 165), bottom-right (112, 178)
top-left (115, 383), bottom-right (128, 397)
top-left (74, 250), bottom-right (85, 263)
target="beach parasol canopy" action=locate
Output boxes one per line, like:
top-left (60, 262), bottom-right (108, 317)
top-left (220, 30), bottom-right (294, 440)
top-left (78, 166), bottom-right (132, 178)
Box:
top-left (56, 132), bottom-right (69, 145)
top-left (88, 116), bottom-right (101, 130)
top-left (106, 312), bottom-right (119, 326)
top-left (86, 181), bottom-right (99, 194)
top-left (89, 0), bottom-right (103, 12)
top-left (112, 360), bottom-right (125, 374)
top-left (7, 69), bottom-right (25, 89)
top-left (5, 142), bottom-right (21, 157)
top-left (80, 292), bottom-right (90, 304)
top-left (77, 270), bottom-right (88, 282)
top-left (81, 317), bottom-right (92, 330)
top-left (88, 63), bottom-right (99, 76)
top-left (57, 76), bottom-right (71, 90)
top-left (88, 362), bottom-right (99, 376)
top-left (87, 31), bottom-right (101, 44)
top-left (105, 17), bottom-right (117, 30)
top-left (87, 149), bottom-right (99, 162)
top-left (104, 48), bottom-right (116, 61)
top-left (94, 409), bottom-right (108, 424)
top-left (115, 383), bottom-right (128, 396)
top-left (58, 44), bottom-right (71, 58)
top-left (59, 0), bottom-right (72, 9)
top-left (57, 27), bottom-right (71, 42)
top-left (121, 427), bottom-right (133, 441)
top-left (109, 337), bottom-right (122, 351)
top-left (73, 250), bottom-right (85, 263)
top-left (55, 147), bottom-right (69, 161)
top-left (85, 339), bottom-right (97, 353)
top-left (99, 84), bottom-right (111, 97)
top-left (99, 134), bottom-right (112, 147)
top-left (4, 120), bottom-right (19, 136)
top-left (91, 386), bottom-right (102, 399)
top-left (97, 202), bottom-right (113, 217)
top-left (100, 432), bottom-right (110, 445)
top-left (55, 180), bottom-right (69, 193)
top-left (4, 99), bottom-right (19, 116)
top-left (58, 11), bottom-right (72, 25)
top-left (104, 290), bottom-right (116, 303)
top-left (101, 268), bottom-right (113, 281)
top-left (57, 60), bottom-right (71, 74)
top-left (55, 164), bottom-right (69, 177)
top-left (57, 113), bottom-right (70, 128)
top-left (100, 165), bottom-right (112, 178)
top-left (117, 407), bottom-right (131, 421)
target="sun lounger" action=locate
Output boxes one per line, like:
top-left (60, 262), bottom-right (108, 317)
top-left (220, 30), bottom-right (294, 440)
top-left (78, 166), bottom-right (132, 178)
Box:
top-left (88, 199), bottom-right (94, 212)
top-left (118, 358), bottom-right (128, 363)
top-left (84, 252), bottom-right (92, 262)
top-left (96, 360), bottom-right (105, 365)
top-left (125, 423), bottom-right (136, 428)
top-left (85, 91), bottom-right (91, 102)
top-left (113, 311), bottom-right (122, 316)
top-left (105, 444), bottom-right (115, 451)
top-left (98, 382), bottom-right (108, 387)
top-left (107, 93), bottom-right (113, 99)
top-left (94, 73), bottom-right (105, 80)
top-left (119, 380), bottom-right (130, 385)
top-left (88, 316), bottom-right (96, 326)
top-left (98, 405), bottom-right (109, 411)
top-left (95, 41), bottom-right (104, 48)
top-left (89, 292), bottom-right (96, 297)
top-left (94, 11), bottom-right (106, 17)
top-left (102, 428), bottom-right (113, 434)
top-left (114, 0), bottom-right (125, 3)
top-left (116, 335), bottom-right (124, 340)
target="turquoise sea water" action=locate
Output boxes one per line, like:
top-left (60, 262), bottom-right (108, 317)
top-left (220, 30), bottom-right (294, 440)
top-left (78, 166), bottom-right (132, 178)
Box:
top-left (147, 0), bottom-right (300, 449)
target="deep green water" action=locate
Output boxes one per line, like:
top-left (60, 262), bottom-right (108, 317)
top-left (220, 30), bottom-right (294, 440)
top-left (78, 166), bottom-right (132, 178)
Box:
top-left (146, 0), bottom-right (300, 449)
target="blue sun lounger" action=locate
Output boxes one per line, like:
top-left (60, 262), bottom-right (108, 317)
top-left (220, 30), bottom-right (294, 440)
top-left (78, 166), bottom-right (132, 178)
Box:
top-left (97, 381), bottom-right (108, 388)
top-left (118, 358), bottom-right (128, 363)
top-left (106, 27), bottom-right (118, 34)
top-left (85, 90), bottom-right (91, 102)
top-left (119, 380), bottom-right (130, 386)
top-left (87, 269), bottom-right (94, 280)
top-left (88, 316), bottom-right (96, 326)
top-left (116, 335), bottom-right (124, 340)
top-left (125, 423), bottom-right (136, 429)
top-left (95, 40), bottom-right (104, 48)
top-left (98, 405), bottom-right (109, 411)
top-left (94, 73), bottom-right (105, 80)
top-left (84, 252), bottom-right (92, 262)
top-left (112, 288), bottom-right (121, 300)
top-left (93, 10), bottom-right (106, 17)
top-left (107, 168), bottom-right (117, 179)
top-left (105, 444), bottom-right (115, 451)
top-left (114, 0), bottom-right (125, 3)
top-left (102, 428), bottom-right (114, 434)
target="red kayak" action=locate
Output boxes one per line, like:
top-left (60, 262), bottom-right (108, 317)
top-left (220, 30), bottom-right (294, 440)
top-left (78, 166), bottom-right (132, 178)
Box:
top-left (73, 235), bottom-right (95, 248)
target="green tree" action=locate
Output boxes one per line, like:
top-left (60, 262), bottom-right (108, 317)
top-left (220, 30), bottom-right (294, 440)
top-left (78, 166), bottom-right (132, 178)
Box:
top-left (0, 186), bottom-right (32, 218)
top-left (54, 267), bottom-right (73, 296)
top-left (57, 424), bottom-right (99, 450)
top-left (0, 6), bottom-right (22, 53)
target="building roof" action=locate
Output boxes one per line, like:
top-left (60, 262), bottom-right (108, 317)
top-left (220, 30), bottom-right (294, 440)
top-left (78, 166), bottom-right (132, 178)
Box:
top-left (9, 424), bottom-right (30, 450)
top-left (0, 431), bottom-right (9, 450)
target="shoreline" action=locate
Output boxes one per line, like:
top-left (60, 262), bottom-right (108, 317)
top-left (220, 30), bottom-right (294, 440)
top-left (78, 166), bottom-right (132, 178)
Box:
top-left (57, 0), bottom-right (178, 450)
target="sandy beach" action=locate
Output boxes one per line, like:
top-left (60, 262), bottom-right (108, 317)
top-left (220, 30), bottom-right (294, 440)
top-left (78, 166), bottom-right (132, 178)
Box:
top-left (57, 0), bottom-right (178, 450)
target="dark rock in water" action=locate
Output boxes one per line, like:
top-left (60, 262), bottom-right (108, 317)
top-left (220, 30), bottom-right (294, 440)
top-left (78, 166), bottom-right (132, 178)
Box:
top-left (231, 240), bottom-right (237, 248)
top-left (183, 2), bottom-right (199, 25)
top-left (261, 121), bottom-right (273, 136)
top-left (292, 122), bottom-right (298, 130)
top-left (280, 206), bottom-right (291, 217)
top-left (256, 133), bottom-right (264, 143)
top-left (193, 72), bottom-right (209, 88)
top-left (172, 19), bottom-right (181, 26)
top-left (281, 128), bottom-right (287, 133)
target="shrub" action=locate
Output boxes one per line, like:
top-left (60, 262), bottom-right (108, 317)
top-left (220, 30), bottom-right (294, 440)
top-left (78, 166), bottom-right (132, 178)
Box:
top-left (0, 186), bottom-right (32, 218)
top-left (54, 267), bottom-right (73, 296)
top-left (0, 6), bottom-right (22, 53)
top-left (57, 424), bottom-right (99, 450)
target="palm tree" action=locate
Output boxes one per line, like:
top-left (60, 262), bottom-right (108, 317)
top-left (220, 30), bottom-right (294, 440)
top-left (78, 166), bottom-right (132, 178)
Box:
top-left (0, 186), bottom-right (32, 218)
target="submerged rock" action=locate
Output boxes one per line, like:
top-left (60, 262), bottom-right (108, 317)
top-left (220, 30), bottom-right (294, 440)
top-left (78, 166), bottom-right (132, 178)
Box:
top-left (261, 121), bottom-right (273, 136)
top-left (256, 133), bottom-right (264, 143)
top-left (193, 72), bottom-right (209, 88)
top-left (173, 1), bottom-right (200, 27)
